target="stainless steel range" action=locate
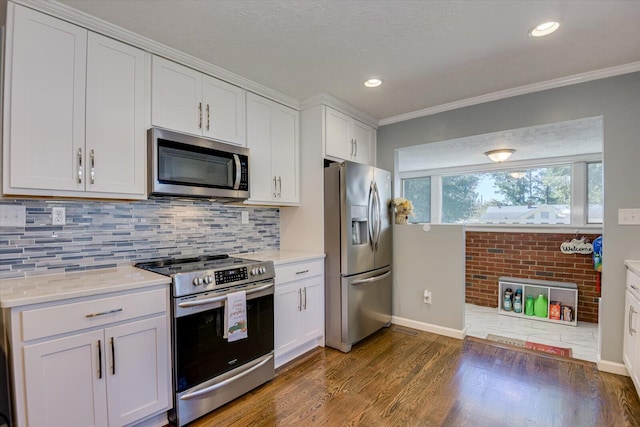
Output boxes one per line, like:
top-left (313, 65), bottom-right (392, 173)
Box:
top-left (135, 254), bottom-right (275, 426)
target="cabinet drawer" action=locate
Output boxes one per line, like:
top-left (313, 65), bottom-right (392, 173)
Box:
top-left (628, 270), bottom-right (640, 300)
top-left (21, 288), bottom-right (167, 341)
top-left (275, 259), bottom-right (324, 285)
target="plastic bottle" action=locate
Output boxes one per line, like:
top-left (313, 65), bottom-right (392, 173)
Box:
top-left (534, 293), bottom-right (548, 318)
top-left (525, 295), bottom-right (534, 316)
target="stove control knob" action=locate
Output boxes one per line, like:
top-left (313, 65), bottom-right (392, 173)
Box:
top-left (250, 267), bottom-right (258, 276)
top-left (259, 266), bottom-right (266, 274)
top-left (203, 275), bottom-right (213, 284)
top-left (192, 277), bottom-right (203, 286)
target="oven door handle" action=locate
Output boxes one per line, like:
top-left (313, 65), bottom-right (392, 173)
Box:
top-left (177, 282), bottom-right (274, 308)
top-left (180, 354), bottom-right (274, 400)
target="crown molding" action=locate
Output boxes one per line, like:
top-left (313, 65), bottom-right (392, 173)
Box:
top-left (14, 0), bottom-right (300, 110)
top-left (379, 61), bottom-right (640, 127)
top-left (300, 92), bottom-right (378, 128)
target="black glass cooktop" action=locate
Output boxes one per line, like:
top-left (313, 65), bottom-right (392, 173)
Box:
top-left (135, 254), bottom-right (257, 276)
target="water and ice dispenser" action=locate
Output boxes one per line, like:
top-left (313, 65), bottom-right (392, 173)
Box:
top-left (351, 205), bottom-right (369, 245)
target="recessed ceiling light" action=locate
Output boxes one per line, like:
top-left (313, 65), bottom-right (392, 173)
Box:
top-left (364, 78), bottom-right (382, 88)
top-left (529, 21), bottom-right (560, 37)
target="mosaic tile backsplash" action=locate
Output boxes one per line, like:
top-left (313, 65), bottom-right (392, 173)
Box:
top-left (0, 198), bottom-right (279, 279)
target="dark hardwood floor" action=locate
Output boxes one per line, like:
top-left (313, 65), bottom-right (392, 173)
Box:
top-left (190, 326), bottom-right (640, 426)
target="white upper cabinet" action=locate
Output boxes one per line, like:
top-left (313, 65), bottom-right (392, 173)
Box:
top-left (325, 106), bottom-right (376, 165)
top-left (152, 56), bottom-right (246, 146)
top-left (3, 4), bottom-right (148, 199)
top-left (246, 92), bottom-right (299, 206)
top-left (85, 32), bottom-right (147, 197)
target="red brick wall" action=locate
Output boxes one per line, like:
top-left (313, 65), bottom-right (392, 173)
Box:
top-left (466, 232), bottom-right (601, 324)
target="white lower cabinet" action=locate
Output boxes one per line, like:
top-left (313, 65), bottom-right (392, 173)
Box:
top-left (9, 286), bottom-right (171, 427)
top-left (624, 268), bottom-right (640, 396)
top-left (274, 258), bottom-right (324, 368)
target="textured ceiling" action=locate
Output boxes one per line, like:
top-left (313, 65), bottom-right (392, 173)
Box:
top-left (397, 116), bottom-right (603, 172)
top-left (58, 0), bottom-right (640, 121)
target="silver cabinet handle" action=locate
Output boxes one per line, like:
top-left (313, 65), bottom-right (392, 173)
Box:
top-left (110, 337), bottom-right (115, 375)
top-left (352, 271), bottom-right (391, 285)
top-left (354, 139), bottom-right (358, 157)
top-left (297, 288), bottom-right (301, 311)
top-left (85, 308), bottom-right (123, 318)
top-left (97, 340), bottom-right (102, 379)
top-left (351, 138), bottom-right (355, 156)
top-left (90, 149), bottom-right (95, 184)
top-left (206, 104), bottom-right (211, 130)
top-left (631, 306), bottom-right (637, 335)
top-left (303, 287), bottom-right (307, 310)
top-left (273, 176), bottom-right (277, 198)
top-left (180, 355), bottom-right (273, 400)
top-left (198, 102), bottom-right (203, 129)
top-left (295, 270), bottom-right (309, 275)
top-left (277, 176), bottom-right (282, 198)
top-left (77, 148), bottom-right (83, 184)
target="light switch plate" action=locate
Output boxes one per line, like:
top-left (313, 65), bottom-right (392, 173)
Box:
top-left (618, 208), bottom-right (640, 225)
top-left (0, 205), bottom-right (26, 227)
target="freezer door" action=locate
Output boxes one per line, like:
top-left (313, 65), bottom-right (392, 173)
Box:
top-left (342, 162), bottom-right (375, 275)
top-left (342, 267), bottom-right (392, 348)
top-left (373, 167), bottom-right (393, 269)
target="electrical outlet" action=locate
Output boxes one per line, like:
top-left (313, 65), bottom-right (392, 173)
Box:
top-left (0, 205), bottom-right (26, 227)
top-left (241, 211), bottom-right (249, 224)
top-left (423, 290), bottom-right (432, 304)
top-left (52, 207), bottom-right (66, 225)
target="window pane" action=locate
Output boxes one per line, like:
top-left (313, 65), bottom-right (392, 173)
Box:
top-left (402, 177), bottom-right (430, 223)
top-left (587, 162), bottom-right (603, 224)
top-left (442, 165), bottom-right (572, 224)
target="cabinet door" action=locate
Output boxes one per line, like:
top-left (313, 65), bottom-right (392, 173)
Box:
top-left (23, 330), bottom-right (108, 427)
top-left (300, 277), bottom-right (324, 342)
top-left (325, 107), bottom-right (353, 161)
top-left (246, 93), bottom-right (275, 202)
top-left (6, 5), bottom-right (87, 193)
top-left (625, 290), bottom-right (640, 386)
top-left (86, 33), bottom-right (147, 198)
top-left (271, 103), bottom-right (299, 204)
top-left (275, 282), bottom-right (302, 357)
top-left (202, 75), bottom-right (246, 145)
top-left (351, 120), bottom-right (375, 165)
top-left (151, 56), bottom-right (202, 136)
top-left (105, 315), bottom-right (170, 426)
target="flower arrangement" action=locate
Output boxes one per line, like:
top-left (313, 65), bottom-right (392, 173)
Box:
top-left (391, 197), bottom-right (414, 224)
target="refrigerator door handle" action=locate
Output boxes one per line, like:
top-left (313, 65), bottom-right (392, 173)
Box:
top-left (351, 270), bottom-right (391, 285)
top-left (373, 181), bottom-right (381, 251)
top-left (368, 181), bottom-right (376, 251)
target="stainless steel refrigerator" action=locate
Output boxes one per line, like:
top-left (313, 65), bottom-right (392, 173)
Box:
top-left (324, 161), bottom-right (392, 352)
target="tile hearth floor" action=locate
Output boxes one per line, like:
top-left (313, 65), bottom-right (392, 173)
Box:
top-left (465, 303), bottom-right (599, 363)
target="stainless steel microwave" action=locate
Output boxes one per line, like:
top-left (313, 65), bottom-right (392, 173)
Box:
top-left (148, 128), bottom-right (249, 200)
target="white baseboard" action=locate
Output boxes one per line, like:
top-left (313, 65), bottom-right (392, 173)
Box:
top-left (597, 358), bottom-right (629, 376)
top-left (391, 316), bottom-right (465, 340)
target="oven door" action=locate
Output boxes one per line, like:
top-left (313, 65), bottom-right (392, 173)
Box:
top-left (172, 280), bottom-right (274, 425)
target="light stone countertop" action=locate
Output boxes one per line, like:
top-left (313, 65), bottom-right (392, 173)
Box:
top-left (0, 266), bottom-right (170, 308)
top-left (625, 260), bottom-right (640, 277)
top-left (235, 250), bottom-right (325, 265)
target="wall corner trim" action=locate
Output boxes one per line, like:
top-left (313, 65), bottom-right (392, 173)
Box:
top-left (391, 316), bottom-right (465, 340)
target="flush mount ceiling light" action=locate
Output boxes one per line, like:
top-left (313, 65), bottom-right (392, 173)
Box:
top-left (509, 171), bottom-right (527, 179)
top-left (364, 78), bottom-right (382, 88)
top-left (528, 21), bottom-right (560, 37)
top-left (484, 149), bottom-right (515, 163)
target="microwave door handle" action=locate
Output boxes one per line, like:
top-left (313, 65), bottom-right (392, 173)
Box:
top-left (233, 154), bottom-right (241, 190)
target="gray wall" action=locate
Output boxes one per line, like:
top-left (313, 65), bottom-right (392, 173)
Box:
top-left (0, 198), bottom-right (279, 279)
top-left (378, 72), bottom-right (640, 364)
top-left (393, 224), bottom-right (465, 332)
